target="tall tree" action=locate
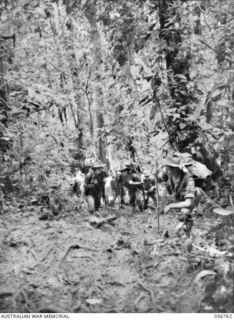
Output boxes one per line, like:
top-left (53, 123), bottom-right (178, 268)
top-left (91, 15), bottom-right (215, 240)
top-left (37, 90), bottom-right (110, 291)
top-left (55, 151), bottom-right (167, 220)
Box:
top-left (82, 0), bottom-right (106, 162)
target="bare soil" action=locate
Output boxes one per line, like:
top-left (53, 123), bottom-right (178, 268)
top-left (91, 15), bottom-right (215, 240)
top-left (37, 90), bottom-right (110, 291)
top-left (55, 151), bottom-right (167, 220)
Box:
top-left (0, 200), bottom-right (211, 313)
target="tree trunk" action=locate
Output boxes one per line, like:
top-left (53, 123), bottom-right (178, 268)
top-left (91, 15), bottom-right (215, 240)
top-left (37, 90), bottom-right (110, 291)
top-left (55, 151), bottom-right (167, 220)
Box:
top-left (0, 35), bottom-right (12, 153)
top-left (0, 53), bottom-right (9, 126)
top-left (157, 0), bottom-right (198, 151)
top-left (84, 0), bottom-right (106, 163)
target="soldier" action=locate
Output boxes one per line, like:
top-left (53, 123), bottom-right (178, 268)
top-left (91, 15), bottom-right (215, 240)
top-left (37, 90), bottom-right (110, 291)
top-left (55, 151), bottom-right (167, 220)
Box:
top-left (84, 162), bottom-right (105, 214)
top-left (158, 154), bottom-right (204, 236)
top-left (143, 171), bottom-right (156, 209)
top-left (120, 162), bottom-right (144, 212)
top-left (163, 173), bottom-right (202, 237)
top-left (104, 170), bottom-right (124, 207)
top-left (96, 165), bottom-right (108, 205)
top-left (116, 169), bottom-right (127, 207)
top-left (158, 155), bottom-right (190, 201)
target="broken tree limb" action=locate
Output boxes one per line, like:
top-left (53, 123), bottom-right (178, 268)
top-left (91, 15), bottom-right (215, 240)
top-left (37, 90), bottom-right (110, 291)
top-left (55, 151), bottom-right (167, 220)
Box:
top-left (31, 245), bottom-right (54, 268)
top-left (21, 290), bottom-right (33, 313)
top-left (89, 214), bottom-right (117, 228)
top-left (74, 255), bottom-right (97, 264)
top-left (79, 245), bottom-right (98, 252)
top-left (27, 243), bottom-right (39, 261)
top-left (137, 281), bottom-right (154, 302)
top-left (57, 244), bottom-right (80, 268)
top-left (13, 289), bottom-right (33, 313)
top-left (85, 239), bottom-right (98, 248)
top-left (76, 224), bottom-right (95, 232)
top-left (56, 243), bottom-right (98, 268)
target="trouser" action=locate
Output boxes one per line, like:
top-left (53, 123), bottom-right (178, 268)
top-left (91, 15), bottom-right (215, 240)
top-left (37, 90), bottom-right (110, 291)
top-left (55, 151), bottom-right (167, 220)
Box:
top-left (129, 188), bottom-right (144, 211)
top-left (100, 183), bottom-right (106, 204)
top-left (94, 193), bottom-right (101, 211)
top-left (118, 183), bottom-right (125, 204)
top-left (144, 191), bottom-right (157, 209)
top-left (86, 191), bottom-right (101, 213)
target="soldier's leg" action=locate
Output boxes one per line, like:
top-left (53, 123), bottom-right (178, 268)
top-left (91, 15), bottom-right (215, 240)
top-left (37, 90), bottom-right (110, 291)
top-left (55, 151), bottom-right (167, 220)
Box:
top-left (87, 195), bottom-right (95, 214)
top-left (94, 192), bottom-right (101, 212)
top-left (102, 184), bottom-right (107, 205)
top-left (98, 184), bottom-right (104, 205)
top-left (118, 183), bottom-right (125, 207)
top-left (129, 189), bottom-right (136, 211)
top-left (136, 189), bottom-right (144, 212)
top-left (150, 192), bottom-right (157, 206)
top-left (144, 192), bottom-right (149, 209)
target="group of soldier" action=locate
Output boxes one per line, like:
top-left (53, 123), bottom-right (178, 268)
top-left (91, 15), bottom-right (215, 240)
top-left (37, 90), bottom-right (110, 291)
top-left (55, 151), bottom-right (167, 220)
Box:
top-left (79, 152), bottom-right (204, 238)
top-left (83, 160), bottom-right (156, 214)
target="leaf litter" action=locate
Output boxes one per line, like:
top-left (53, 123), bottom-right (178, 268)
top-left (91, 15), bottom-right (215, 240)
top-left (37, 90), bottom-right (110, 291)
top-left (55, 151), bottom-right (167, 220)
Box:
top-left (0, 202), bottom-right (220, 312)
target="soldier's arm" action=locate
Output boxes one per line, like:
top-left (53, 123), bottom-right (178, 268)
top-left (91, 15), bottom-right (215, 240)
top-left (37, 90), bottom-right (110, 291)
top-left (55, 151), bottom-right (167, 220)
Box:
top-left (84, 173), bottom-right (94, 188)
top-left (129, 174), bottom-right (143, 186)
top-left (164, 198), bottom-right (193, 214)
top-left (176, 173), bottom-right (190, 194)
top-left (129, 180), bottom-right (143, 186)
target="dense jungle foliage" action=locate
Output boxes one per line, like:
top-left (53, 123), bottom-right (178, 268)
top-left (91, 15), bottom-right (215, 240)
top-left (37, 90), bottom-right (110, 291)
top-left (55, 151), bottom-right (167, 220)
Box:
top-left (0, 0), bottom-right (234, 313)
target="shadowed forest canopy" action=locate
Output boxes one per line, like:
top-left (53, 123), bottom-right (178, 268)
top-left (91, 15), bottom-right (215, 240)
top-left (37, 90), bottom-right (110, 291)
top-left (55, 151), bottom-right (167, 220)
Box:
top-left (0, 0), bottom-right (234, 314)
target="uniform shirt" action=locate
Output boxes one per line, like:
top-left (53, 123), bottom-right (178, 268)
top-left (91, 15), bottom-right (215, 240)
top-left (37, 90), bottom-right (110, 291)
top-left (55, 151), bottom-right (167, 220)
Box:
top-left (120, 171), bottom-right (142, 190)
top-left (143, 177), bottom-right (155, 192)
top-left (97, 171), bottom-right (108, 185)
top-left (161, 166), bottom-right (190, 200)
top-left (184, 184), bottom-right (201, 210)
top-left (84, 172), bottom-right (99, 196)
top-left (120, 172), bottom-right (131, 188)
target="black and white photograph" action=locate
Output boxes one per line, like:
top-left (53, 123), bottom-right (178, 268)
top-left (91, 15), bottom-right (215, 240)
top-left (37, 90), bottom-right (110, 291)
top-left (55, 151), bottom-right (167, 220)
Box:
top-left (0, 0), bottom-right (233, 315)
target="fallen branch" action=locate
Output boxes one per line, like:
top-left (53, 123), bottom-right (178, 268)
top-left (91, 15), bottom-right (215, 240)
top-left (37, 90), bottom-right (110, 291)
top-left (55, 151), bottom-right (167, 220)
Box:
top-left (161, 252), bottom-right (180, 257)
top-left (137, 281), bottom-right (154, 302)
top-left (134, 292), bottom-right (146, 308)
top-left (85, 239), bottom-right (98, 248)
top-left (80, 245), bottom-right (98, 252)
top-left (76, 224), bottom-right (95, 232)
top-left (56, 243), bottom-right (97, 268)
top-left (187, 251), bottom-right (233, 265)
top-left (27, 243), bottom-right (39, 261)
top-left (29, 249), bottom-right (38, 261)
top-left (13, 289), bottom-right (33, 313)
top-left (57, 244), bottom-right (80, 268)
top-left (73, 255), bottom-right (97, 264)
top-left (108, 281), bottom-right (125, 287)
top-left (32, 246), bottom-right (54, 268)
top-left (21, 290), bottom-right (33, 313)
top-left (40, 246), bottom-right (54, 263)
top-left (192, 244), bottom-right (226, 257)
top-left (89, 215), bottom-right (117, 228)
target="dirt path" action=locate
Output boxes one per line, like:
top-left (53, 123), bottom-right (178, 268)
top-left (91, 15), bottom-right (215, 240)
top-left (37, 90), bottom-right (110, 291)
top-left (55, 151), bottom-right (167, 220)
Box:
top-left (0, 202), bottom-right (210, 313)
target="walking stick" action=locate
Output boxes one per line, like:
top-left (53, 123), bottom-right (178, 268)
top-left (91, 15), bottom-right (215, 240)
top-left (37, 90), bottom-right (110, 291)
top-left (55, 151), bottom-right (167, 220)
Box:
top-left (154, 160), bottom-right (160, 230)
